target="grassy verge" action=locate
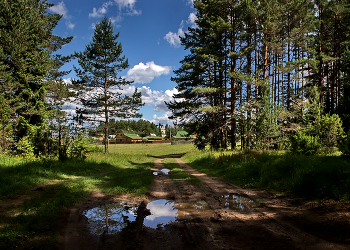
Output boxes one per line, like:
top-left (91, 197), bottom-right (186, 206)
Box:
top-left (182, 150), bottom-right (350, 201)
top-left (0, 143), bottom-right (196, 250)
top-left (161, 158), bottom-right (201, 186)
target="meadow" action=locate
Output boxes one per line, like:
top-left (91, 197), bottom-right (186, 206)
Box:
top-left (1, 143), bottom-right (349, 249)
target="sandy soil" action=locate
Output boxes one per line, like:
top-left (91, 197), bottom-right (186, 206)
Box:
top-left (59, 157), bottom-right (350, 250)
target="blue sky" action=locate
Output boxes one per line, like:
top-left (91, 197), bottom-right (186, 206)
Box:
top-left (48, 0), bottom-right (197, 126)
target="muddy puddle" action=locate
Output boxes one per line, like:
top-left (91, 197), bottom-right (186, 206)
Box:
top-left (83, 199), bottom-right (212, 235)
top-left (220, 194), bottom-right (263, 211)
top-left (153, 168), bottom-right (171, 176)
top-left (82, 202), bottom-right (139, 235)
top-left (144, 199), bottom-right (212, 228)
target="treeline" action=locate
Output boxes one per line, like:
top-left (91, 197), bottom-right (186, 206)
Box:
top-left (167, 0), bottom-right (350, 154)
top-left (91, 119), bottom-right (178, 139)
top-left (92, 119), bottom-right (160, 138)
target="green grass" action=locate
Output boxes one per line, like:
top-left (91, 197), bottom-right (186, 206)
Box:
top-left (161, 158), bottom-right (201, 186)
top-left (4, 142), bottom-right (349, 249)
top-left (0, 143), bottom-right (196, 250)
top-left (182, 150), bottom-right (350, 201)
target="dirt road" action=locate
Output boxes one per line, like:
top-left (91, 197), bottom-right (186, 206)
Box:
top-left (60, 157), bottom-right (350, 250)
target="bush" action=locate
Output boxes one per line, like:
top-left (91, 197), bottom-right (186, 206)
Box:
top-left (290, 132), bottom-right (322, 155)
top-left (339, 132), bottom-right (350, 156)
top-left (68, 134), bottom-right (103, 160)
top-left (15, 136), bottom-right (35, 159)
top-left (319, 114), bottom-right (344, 153)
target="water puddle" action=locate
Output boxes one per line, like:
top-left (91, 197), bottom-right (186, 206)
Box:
top-left (82, 202), bottom-right (139, 235)
top-left (153, 169), bottom-right (171, 175)
top-left (220, 194), bottom-right (262, 211)
top-left (83, 199), bottom-right (212, 234)
top-left (144, 199), bottom-right (212, 228)
top-left (160, 168), bottom-right (170, 175)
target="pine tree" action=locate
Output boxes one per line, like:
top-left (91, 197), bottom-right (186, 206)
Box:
top-left (74, 16), bottom-right (143, 154)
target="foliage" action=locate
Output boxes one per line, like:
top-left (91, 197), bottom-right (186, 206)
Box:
top-left (94, 119), bottom-right (162, 137)
top-left (339, 132), bottom-right (350, 157)
top-left (0, 0), bottom-right (72, 157)
top-left (253, 85), bottom-right (284, 150)
top-left (167, 0), bottom-right (349, 152)
top-left (15, 136), bottom-right (35, 159)
top-left (0, 94), bottom-right (13, 152)
top-left (319, 114), bottom-right (344, 152)
top-left (290, 132), bottom-right (322, 155)
top-left (67, 133), bottom-right (103, 160)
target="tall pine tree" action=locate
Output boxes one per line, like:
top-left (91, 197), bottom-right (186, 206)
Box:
top-left (74, 16), bottom-right (143, 154)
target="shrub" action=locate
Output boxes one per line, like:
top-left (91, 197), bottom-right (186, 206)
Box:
top-left (68, 134), bottom-right (103, 160)
top-left (15, 136), bottom-right (35, 159)
top-left (289, 132), bottom-right (322, 155)
top-left (339, 132), bottom-right (350, 156)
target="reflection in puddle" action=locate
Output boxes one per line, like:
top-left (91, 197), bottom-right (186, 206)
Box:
top-left (83, 199), bottom-right (213, 234)
top-left (220, 194), bottom-right (262, 211)
top-left (160, 168), bottom-right (171, 175)
top-left (144, 199), bottom-right (212, 228)
top-left (83, 202), bottom-right (138, 235)
top-left (153, 172), bottom-right (159, 175)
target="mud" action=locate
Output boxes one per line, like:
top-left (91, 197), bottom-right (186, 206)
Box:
top-left (59, 157), bottom-right (350, 250)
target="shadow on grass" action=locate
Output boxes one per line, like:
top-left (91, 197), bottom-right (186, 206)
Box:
top-left (0, 159), bottom-right (154, 250)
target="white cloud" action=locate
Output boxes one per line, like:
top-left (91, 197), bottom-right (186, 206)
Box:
top-left (124, 61), bottom-right (172, 84)
top-left (187, 12), bottom-right (197, 28)
top-left (49, 2), bottom-right (75, 30)
top-left (150, 112), bottom-right (173, 126)
top-left (62, 78), bottom-right (72, 85)
top-left (49, 1), bottom-right (68, 16)
top-left (117, 85), bottom-right (177, 125)
top-left (110, 16), bottom-right (122, 24)
top-left (164, 25), bottom-right (185, 48)
top-left (139, 86), bottom-right (177, 112)
top-left (66, 20), bottom-right (75, 30)
top-left (61, 82), bottom-right (177, 126)
top-left (165, 12), bottom-right (198, 47)
top-left (186, 0), bottom-right (194, 6)
top-left (120, 85), bottom-right (178, 112)
top-left (114, 0), bottom-right (141, 15)
top-left (89, 1), bottom-right (113, 18)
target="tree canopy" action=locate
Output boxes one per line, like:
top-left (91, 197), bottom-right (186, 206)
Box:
top-left (0, 0), bottom-right (73, 155)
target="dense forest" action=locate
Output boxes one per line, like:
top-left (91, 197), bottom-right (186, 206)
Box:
top-left (167, 0), bottom-right (350, 154)
top-left (1, 0), bottom-right (350, 158)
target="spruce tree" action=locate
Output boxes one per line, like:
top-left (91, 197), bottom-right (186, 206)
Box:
top-left (74, 16), bottom-right (143, 154)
